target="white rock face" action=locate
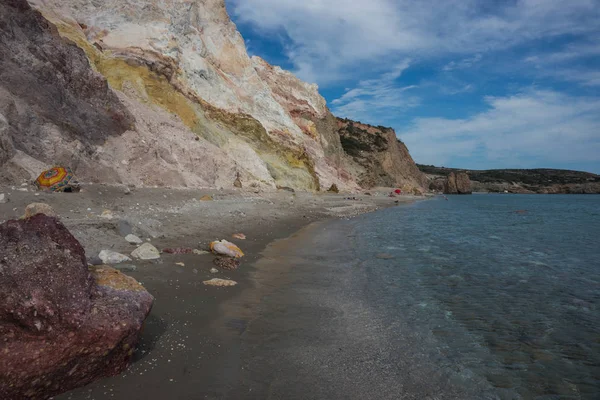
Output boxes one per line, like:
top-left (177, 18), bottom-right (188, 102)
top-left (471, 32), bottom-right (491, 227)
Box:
top-left (25, 0), bottom-right (358, 191)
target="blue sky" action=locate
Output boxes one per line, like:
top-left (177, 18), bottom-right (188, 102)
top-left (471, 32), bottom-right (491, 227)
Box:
top-left (225, 0), bottom-right (600, 173)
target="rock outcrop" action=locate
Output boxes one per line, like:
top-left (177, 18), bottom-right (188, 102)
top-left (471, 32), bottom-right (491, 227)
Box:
top-left (0, 214), bottom-right (153, 399)
top-left (337, 119), bottom-right (427, 190)
top-left (0, 0), bottom-right (427, 193)
top-left (444, 172), bottom-right (472, 194)
top-left (0, 0), bottom-right (134, 184)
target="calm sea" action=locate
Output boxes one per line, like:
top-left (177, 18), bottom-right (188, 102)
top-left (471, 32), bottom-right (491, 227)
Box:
top-left (353, 194), bottom-right (600, 399)
top-left (240, 194), bottom-right (600, 400)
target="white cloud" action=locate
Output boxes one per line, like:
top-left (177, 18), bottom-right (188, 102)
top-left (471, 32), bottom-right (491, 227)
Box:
top-left (525, 40), bottom-right (600, 86)
top-left (227, 0), bottom-right (600, 84)
top-left (443, 54), bottom-right (482, 71)
top-left (399, 90), bottom-right (600, 168)
top-left (330, 60), bottom-right (419, 123)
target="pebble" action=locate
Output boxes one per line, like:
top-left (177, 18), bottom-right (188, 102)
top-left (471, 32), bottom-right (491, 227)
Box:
top-left (100, 210), bottom-right (114, 219)
top-left (125, 234), bottom-right (143, 245)
top-left (202, 278), bottom-right (237, 287)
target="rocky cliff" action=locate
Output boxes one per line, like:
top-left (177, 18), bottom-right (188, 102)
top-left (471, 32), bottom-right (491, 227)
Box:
top-left (0, 0), bottom-right (426, 192)
top-left (337, 119), bottom-right (427, 192)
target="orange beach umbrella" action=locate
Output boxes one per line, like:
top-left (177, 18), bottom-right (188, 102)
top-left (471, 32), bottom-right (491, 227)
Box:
top-left (35, 166), bottom-right (79, 192)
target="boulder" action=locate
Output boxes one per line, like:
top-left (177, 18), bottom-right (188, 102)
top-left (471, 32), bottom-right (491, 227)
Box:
top-left (444, 172), bottom-right (472, 194)
top-left (210, 240), bottom-right (244, 258)
top-left (0, 193), bottom-right (7, 204)
top-left (203, 278), bottom-right (238, 287)
top-left (0, 215), bottom-right (153, 399)
top-left (328, 183), bottom-right (339, 193)
top-left (199, 195), bottom-right (213, 201)
top-left (23, 202), bottom-right (57, 218)
top-left (98, 250), bottom-right (132, 264)
top-left (131, 243), bottom-right (161, 260)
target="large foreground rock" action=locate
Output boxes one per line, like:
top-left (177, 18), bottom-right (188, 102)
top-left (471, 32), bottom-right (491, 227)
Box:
top-left (444, 172), bottom-right (472, 194)
top-left (0, 214), bottom-right (153, 399)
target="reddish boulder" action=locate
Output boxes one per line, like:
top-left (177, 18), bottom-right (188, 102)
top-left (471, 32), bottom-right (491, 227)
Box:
top-left (0, 215), bottom-right (153, 400)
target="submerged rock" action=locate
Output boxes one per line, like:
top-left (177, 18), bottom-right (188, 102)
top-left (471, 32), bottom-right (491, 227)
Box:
top-left (99, 250), bottom-right (132, 265)
top-left (210, 240), bottom-right (244, 258)
top-left (203, 278), bottom-right (238, 287)
top-left (0, 215), bottom-right (153, 399)
top-left (232, 233), bottom-right (246, 240)
top-left (214, 257), bottom-right (241, 270)
top-left (131, 243), bottom-right (161, 260)
top-left (376, 253), bottom-right (395, 260)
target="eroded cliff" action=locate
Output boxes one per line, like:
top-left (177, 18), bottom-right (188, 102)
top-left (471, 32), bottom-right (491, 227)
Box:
top-left (337, 119), bottom-right (427, 192)
top-left (0, 0), bottom-right (426, 192)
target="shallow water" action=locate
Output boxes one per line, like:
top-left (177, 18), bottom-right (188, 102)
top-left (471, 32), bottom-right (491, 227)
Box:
top-left (352, 194), bottom-right (600, 399)
top-left (239, 194), bottom-right (600, 399)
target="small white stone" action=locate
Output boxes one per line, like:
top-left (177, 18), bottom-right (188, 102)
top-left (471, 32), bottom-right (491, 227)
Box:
top-left (125, 234), bottom-right (143, 245)
top-left (98, 250), bottom-right (132, 264)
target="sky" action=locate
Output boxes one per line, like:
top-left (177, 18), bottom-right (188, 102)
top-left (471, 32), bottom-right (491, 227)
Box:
top-left (225, 0), bottom-right (600, 173)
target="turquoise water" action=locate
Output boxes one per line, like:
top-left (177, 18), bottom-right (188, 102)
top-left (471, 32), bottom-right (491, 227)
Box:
top-left (355, 194), bottom-right (600, 399)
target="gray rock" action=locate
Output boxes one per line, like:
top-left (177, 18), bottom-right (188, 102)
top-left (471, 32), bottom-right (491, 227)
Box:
top-left (131, 243), bottom-right (160, 260)
top-left (125, 234), bottom-right (143, 245)
top-left (0, 193), bottom-right (7, 204)
top-left (98, 250), bottom-right (132, 264)
top-left (117, 219), bottom-right (133, 236)
top-left (87, 255), bottom-right (103, 266)
top-left (112, 264), bottom-right (137, 272)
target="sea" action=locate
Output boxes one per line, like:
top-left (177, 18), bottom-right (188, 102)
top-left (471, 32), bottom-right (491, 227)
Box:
top-left (239, 194), bottom-right (600, 400)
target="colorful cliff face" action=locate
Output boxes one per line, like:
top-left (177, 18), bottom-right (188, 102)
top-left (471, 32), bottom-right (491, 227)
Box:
top-left (0, 0), bottom-right (426, 192)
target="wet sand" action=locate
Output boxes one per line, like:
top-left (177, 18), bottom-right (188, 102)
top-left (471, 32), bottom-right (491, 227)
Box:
top-left (0, 184), bottom-right (422, 399)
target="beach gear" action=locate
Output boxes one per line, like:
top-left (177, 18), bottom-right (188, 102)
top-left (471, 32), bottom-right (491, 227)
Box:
top-left (35, 166), bottom-right (80, 192)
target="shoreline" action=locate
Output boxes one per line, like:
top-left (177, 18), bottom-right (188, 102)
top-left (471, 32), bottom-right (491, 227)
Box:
top-left (0, 184), bottom-right (424, 399)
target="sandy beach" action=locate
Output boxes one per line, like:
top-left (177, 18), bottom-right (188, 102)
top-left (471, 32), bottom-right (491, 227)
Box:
top-left (0, 184), bottom-right (421, 399)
